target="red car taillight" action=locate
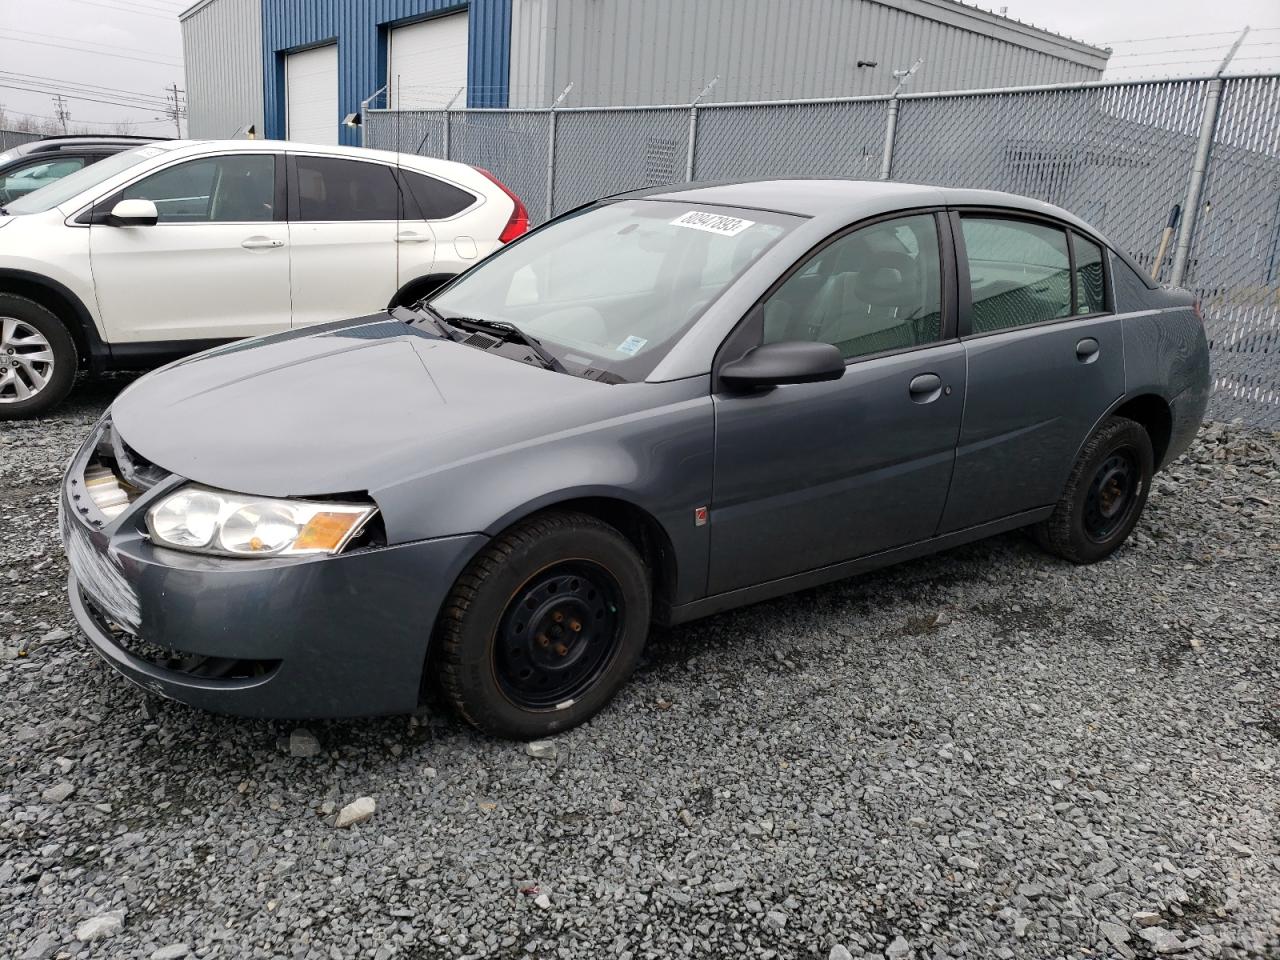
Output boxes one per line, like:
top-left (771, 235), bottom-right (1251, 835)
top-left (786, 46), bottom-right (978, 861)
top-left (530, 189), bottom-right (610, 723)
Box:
top-left (473, 166), bottom-right (529, 244)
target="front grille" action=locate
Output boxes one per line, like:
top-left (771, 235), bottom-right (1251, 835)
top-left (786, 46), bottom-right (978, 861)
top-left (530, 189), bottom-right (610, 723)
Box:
top-left (80, 590), bottom-right (280, 682)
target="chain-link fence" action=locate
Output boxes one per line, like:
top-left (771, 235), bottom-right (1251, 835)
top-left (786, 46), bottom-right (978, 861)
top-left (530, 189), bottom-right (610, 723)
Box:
top-left (0, 130), bottom-right (42, 152)
top-left (365, 74), bottom-right (1280, 428)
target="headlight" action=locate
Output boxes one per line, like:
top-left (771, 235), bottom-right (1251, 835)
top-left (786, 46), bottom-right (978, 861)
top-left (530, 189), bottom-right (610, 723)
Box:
top-left (146, 486), bottom-right (378, 558)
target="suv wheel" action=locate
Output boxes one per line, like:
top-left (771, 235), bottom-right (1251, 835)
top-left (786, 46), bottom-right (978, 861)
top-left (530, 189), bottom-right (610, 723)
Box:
top-left (436, 511), bottom-right (651, 739)
top-left (1033, 416), bottom-right (1154, 564)
top-left (0, 294), bottom-right (77, 419)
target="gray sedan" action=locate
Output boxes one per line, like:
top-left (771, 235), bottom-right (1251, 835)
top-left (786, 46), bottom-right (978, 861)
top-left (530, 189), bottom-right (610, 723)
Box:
top-left (60, 180), bottom-right (1209, 739)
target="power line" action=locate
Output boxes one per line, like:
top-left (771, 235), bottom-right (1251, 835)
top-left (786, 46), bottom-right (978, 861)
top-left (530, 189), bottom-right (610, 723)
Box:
top-left (0, 81), bottom-right (180, 114)
top-left (0, 27), bottom-right (184, 63)
top-left (0, 71), bottom-right (174, 108)
top-left (62, 0), bottom-right (188, 19)
top-left (0, 35), bottom-right (183, 68)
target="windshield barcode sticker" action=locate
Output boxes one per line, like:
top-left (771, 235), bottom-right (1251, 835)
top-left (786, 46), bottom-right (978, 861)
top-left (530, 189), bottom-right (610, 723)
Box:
top-left (616, 336), bottom-right (648, 356)
top-left (670, 211), bottom-right (756, 236)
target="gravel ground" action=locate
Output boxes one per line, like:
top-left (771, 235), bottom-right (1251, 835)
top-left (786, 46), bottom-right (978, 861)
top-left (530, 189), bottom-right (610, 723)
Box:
top-left (2, 380), bottom-right (1278, 960)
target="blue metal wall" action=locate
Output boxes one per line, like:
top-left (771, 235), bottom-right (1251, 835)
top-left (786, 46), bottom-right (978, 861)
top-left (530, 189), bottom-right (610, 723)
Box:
top-left (261, 0), bottom-right (511, 146)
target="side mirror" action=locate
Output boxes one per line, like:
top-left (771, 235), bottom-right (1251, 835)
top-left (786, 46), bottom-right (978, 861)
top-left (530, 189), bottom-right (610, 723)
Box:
top-left (719, 340), bottom-right (845, 390)
top-left (109, 198), bottom-right (159, 226)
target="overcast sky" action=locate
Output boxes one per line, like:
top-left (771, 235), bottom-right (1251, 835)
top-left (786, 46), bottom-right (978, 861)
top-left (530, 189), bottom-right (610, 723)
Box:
top-left (0, 0), bottom-right (1277, 132)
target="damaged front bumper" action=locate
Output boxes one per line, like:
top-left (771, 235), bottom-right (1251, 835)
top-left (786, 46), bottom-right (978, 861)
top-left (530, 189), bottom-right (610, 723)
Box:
top-left (60, 417), bottom-right (483, 718)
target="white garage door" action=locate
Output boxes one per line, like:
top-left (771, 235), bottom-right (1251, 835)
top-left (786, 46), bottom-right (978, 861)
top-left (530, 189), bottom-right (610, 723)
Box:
top-left (388, 11), bottom-right (469, 110)
top-left (286, 43), bottom-right (338, 145)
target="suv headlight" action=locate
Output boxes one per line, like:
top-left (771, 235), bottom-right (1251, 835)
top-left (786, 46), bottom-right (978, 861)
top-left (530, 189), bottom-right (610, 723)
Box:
top-left (145, 486), bottom-right (378, 558)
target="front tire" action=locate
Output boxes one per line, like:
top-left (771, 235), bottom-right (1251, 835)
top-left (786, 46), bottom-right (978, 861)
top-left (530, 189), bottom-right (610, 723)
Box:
top-left (0, 294), bottom-right (78, 419)
top-left (436, 511), bottom-right (651, 739)
top-left (1033, 416), bottom-right (1154, 564)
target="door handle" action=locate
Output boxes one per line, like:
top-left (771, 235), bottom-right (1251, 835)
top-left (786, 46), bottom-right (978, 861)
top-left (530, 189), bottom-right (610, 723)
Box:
top-left (1076, 337), bottom-right (1100, 363)
top-left (396, 232), bottom-right (432, 244)
top-left (241, 237), bottom-right (284, 249)
top-left (908, 373), bottom-right (943, 403)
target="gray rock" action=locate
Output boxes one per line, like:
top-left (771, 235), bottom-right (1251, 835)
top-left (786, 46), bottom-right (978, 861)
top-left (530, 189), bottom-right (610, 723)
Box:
top-left (534, 893), bottom-right (552, 910)
top-left (334, 796), bottom-right (376, 828)
top-left (41, 782), bottom-right (75, 803)
top-left (1099, 921), bottom-right (1130, 945)
top-left (288, 728), bottom-right (322, 758)
top-left (75, 909), bottom-right (125, 942)
top-left (830, 948), bottom-right (854, 960)
top-left (525, 740), bottom-right (557, 760)
top-left (20, 934), bottom-right (58, 960)
top-left (887, 936), bottom-right (911, 959)
top-left (150, 946), bottom-right (191, 960)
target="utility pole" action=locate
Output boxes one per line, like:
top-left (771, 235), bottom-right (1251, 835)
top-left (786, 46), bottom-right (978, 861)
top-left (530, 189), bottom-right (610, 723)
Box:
top-left (162, 83), bottom-right (185, 137)
top-left (52, 95), bottom-right (70, 134)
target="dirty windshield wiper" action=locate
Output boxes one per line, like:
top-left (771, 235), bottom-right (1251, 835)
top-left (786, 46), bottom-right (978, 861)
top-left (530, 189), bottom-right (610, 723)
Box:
top-left (444, 315), bottom-right (569, 374)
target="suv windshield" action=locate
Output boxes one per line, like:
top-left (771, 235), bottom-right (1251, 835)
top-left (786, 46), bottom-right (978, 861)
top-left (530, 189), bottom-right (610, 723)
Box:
top-left (3, 145), bottom-right (164, 215)
top-left (429, 199), bottom-right (798, 381)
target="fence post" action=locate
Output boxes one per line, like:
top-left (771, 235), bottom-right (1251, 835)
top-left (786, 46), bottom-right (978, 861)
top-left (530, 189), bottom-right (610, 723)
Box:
top-left (546, 84), bottom-right (573, 221)
top-left (686, 76), bottom-right (720, 182)
top-left (880, 97), bottom-right (900, 181)
top-left (443, 87), bottom-right (464, 161)
top-left (1170, 78), bottom-right (1224, 286)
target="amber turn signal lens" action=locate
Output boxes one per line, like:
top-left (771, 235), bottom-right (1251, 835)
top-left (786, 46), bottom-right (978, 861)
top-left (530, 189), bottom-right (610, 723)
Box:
top-left (293, 511), bottom-right (366, 552)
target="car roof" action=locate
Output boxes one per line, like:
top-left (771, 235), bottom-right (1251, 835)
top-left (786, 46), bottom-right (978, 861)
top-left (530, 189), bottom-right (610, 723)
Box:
top-left (628, 178), bottom-right (1104, 242)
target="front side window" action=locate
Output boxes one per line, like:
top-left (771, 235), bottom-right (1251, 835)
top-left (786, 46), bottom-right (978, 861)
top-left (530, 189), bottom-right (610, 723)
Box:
top-left (0, 157), bottom-right (87, 203)
top-left (762, 214), bottom-right (944, 360)
top-left (429, 200), bottom-right (797, 382)
top-left (295, 156), bottom-right (399, 221)
top-left (962, 217), bottom-right (1071, 333)
top-left (2, 145), bottom-right (167, 215)
top-left (122, 154), bottom-right (276, 223)
top-left (1072, 233), bottom-right (1107, 315)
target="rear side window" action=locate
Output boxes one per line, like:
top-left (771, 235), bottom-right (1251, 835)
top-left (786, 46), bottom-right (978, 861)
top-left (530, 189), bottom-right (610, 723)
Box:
top-left (1072, 233), bottom-right (1107, 315)
top-left (961, 217), bottom-right (1071, 333)
top-left (401, 169), bottom-right (475, 220)
top-left (295, 156), bottom-right (399, 221)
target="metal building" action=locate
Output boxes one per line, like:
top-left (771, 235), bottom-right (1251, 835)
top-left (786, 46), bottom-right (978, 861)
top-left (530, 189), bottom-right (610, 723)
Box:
top-left (181, 0), bottom-right (1109, 144)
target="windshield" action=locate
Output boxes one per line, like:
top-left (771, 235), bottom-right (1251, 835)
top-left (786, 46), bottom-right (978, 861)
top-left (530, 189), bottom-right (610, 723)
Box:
top-left (3, 145), bottom-right (163, 215)
top-left (429, 199), bottom-right (798, 381)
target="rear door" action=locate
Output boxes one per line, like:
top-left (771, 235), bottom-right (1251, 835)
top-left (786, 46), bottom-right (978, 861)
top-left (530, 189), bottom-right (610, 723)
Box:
top-left (938, 211), bottom-right (1124, 532)
top-left (709, 211), bottom-right (966, 595)
top-left (287, 153), bottom-right (401, 327)
top-left (88, 151), bottom-right (291, 342)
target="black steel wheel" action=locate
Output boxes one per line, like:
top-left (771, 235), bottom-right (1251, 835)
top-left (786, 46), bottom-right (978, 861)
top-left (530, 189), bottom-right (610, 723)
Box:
top-left (1033, 415), bottom-right (1154, 564)
top-left (494, 562), bottom-right (624, 710)
top-left (436, 511), bottom-right (651, 739)
top-left (1082, 450), bottom-right (1140, 542)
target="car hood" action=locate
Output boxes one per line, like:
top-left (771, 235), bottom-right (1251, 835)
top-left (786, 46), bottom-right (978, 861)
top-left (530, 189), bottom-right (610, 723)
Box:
top-left (111, 316), bottom-right (636, 498)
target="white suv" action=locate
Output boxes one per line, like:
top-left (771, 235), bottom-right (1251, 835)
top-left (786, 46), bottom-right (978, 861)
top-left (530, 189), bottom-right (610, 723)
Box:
top-left (0, 139), bottom-right (528, 417)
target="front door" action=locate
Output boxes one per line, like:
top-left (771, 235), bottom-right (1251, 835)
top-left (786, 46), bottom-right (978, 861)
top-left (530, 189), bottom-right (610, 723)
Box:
top-left (288, 154), bottom-right (400, 327)
top-left (939, 214), bottom-right (1125, 532)
top-left (89, 152), bottom-right (290, 342)
top-left (709, 212), bottom-right (965, 595)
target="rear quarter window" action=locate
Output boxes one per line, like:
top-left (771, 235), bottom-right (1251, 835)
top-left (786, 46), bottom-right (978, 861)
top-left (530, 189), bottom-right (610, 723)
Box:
top-left (401, 170), bottom-right (475, 220)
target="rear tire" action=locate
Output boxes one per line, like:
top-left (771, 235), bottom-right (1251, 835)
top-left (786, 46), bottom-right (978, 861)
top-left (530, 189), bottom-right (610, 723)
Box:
top-left (0, 294), bottom-right (77, 420)
top-left (1033, 416), bottom-right (1153, 564)
top-left (436, 511), bottom-right (651, 739)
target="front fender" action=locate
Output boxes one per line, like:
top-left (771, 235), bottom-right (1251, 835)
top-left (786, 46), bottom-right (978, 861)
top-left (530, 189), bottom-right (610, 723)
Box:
top-left (372, 379), bottom-right (715, 603)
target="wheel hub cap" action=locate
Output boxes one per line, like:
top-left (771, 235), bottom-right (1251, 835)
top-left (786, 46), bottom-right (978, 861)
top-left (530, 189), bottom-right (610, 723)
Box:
top-left (0, 317), bottom-right (55, 404)
top-left (495, 563), bottom-right (623, 710)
